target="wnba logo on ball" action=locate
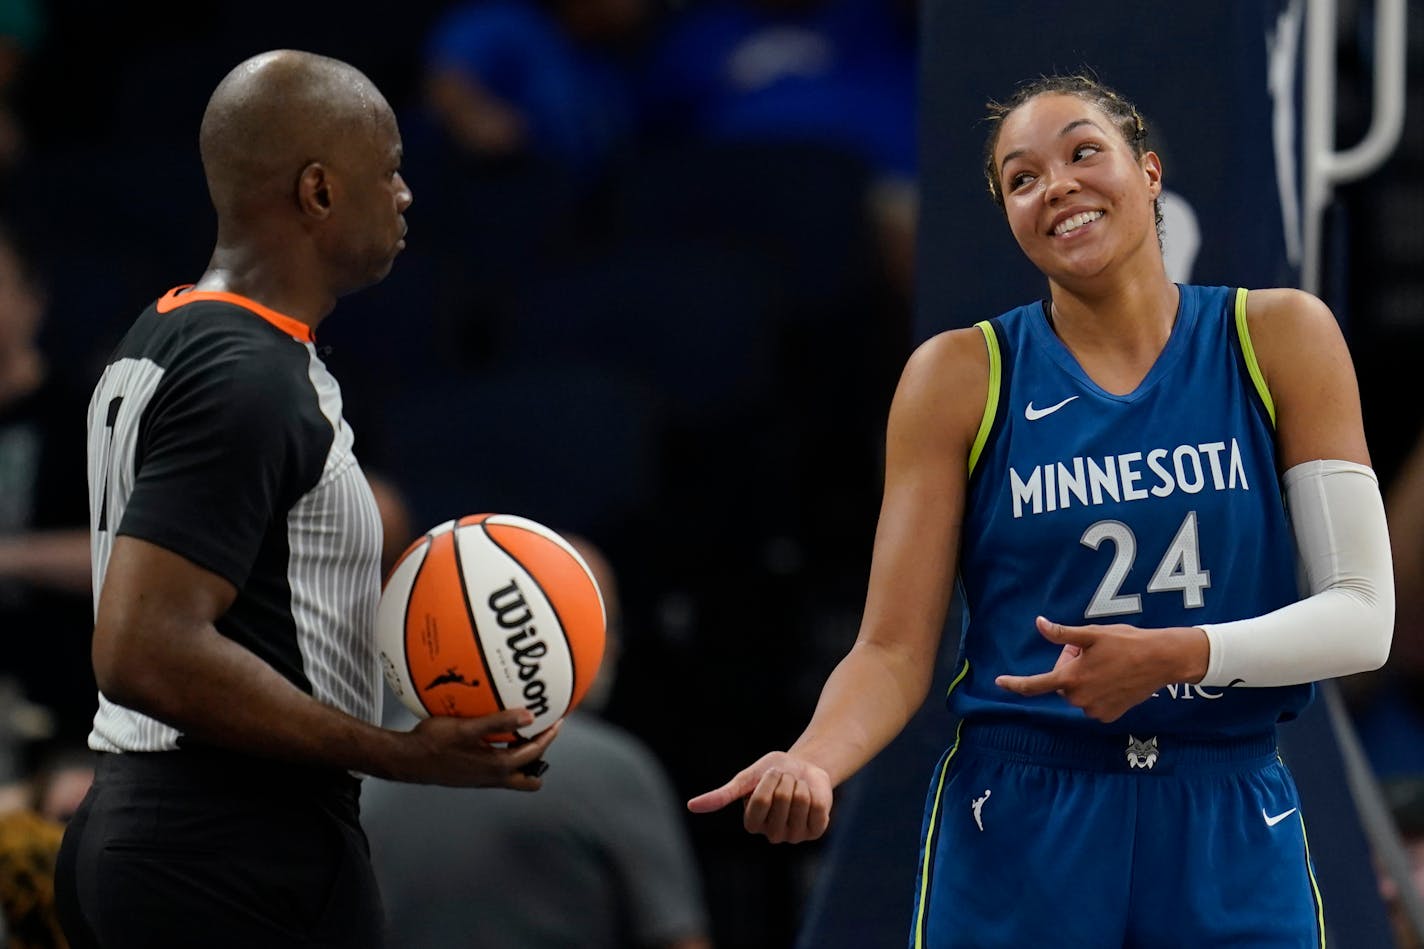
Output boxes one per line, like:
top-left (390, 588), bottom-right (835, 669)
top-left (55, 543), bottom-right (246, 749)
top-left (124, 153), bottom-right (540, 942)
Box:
top-left (488, 579), bottom-right (552, 717)
top-left (374, 512), bottom-right (606, 741)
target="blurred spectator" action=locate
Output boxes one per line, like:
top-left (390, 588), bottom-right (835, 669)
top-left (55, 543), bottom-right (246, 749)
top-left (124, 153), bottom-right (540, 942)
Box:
top-left (363, 535), bottom-right (712, 949)
top-left (366, 469), bottom-right (417, 577)
top-left (27, 745), bottom-right (92, 827)
top-left (0, 807), bottom-right (66, 949)
top-left (0, 221), bottom-right (94, 776)
top-left (418, 0), bottom-right (651, 180)
top-left (1386, 425), bottom-right (1424, 678)
top-left (638, 0), bottom-right (917, 296)
top-left (397, 0), bottom-right (659, 369)
top-left (0, 742), bottom-right (89, 949)
top-left (640, 0), bottom-right (914, 178)
top-left (1377, 786), bottom-right (1424, 949)
top-left (868, 173), bottom-right (917, 304)
top-left (0, 0), bottom-right (42, 185)
top-left (1359, 423), bottom-right (1424, 947)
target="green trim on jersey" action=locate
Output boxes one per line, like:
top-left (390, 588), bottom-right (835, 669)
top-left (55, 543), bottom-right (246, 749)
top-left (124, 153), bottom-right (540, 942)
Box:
top-left (969, 321), bottom-right (1002, 475)
top-left (1295, 781), bottom-right (1328, 947)
top-left (945, 657), bottom-right (970, 699)
top-left (1234, 288), bottom-right (1276, 427)
top-left (914, 718), bottom-right (965, 949)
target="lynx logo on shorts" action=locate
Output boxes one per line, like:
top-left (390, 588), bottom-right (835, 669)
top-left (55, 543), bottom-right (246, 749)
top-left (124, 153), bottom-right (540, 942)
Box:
top-left (1126, 735), bottom-right (1159, 770)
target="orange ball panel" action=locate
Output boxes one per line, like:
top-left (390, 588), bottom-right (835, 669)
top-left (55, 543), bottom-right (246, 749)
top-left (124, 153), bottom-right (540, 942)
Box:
top-left (484, 522), bottom-right (606, 715)
top-left (403, 530), bottom-right (501, 719)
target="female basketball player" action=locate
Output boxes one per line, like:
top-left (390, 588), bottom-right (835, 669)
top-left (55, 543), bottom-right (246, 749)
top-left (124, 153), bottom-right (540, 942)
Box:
top-left (688, 74), bottom-right (1393, 947)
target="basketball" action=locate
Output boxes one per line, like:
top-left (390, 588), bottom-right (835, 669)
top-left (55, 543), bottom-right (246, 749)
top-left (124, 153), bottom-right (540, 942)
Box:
top-left (375, 513), bottom-right (606, 740)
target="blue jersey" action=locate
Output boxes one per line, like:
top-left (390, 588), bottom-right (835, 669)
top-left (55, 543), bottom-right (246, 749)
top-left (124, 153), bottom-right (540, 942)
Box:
top-left (950, 284), bottom-right (1308, 738)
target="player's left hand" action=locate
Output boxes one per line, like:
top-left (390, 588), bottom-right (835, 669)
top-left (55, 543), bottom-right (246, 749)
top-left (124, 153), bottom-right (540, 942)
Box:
top-left (994, 616), bottom-right (1209, 723)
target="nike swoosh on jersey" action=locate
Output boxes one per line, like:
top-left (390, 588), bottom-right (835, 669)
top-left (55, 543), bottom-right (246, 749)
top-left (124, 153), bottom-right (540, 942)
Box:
top-left (1263, 807), bottom-right (1298, 827)
top-left (1024, 396), bottom-right (1079, 421)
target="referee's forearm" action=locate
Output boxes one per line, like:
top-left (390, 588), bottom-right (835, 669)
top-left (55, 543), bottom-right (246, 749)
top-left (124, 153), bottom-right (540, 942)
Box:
top-left (98, 615), bottom-right (396, 773)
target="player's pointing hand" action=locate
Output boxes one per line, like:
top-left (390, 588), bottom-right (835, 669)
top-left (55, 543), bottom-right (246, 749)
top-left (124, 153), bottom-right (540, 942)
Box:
top-left (995, 616), bottom-right (1210, 723)
top-left (995, 618), bottom-right (1089, 691)
top-left (688, 751), bottom-right (833, 844)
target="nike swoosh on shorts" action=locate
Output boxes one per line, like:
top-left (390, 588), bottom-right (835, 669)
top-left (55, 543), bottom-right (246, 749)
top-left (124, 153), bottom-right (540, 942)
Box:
top-left (1263, 807), bottom-right (1298, 827)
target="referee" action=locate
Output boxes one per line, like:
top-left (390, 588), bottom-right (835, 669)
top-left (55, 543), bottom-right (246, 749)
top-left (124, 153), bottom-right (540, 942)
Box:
top-left (53, 49), bottom-right (559, 949)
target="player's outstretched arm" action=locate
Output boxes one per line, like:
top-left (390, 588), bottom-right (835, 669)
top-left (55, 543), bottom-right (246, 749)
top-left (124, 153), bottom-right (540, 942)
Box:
top-left (688, 327), bottom-right (988, 840)
top-left (93, 535), bottom-right (557, 790)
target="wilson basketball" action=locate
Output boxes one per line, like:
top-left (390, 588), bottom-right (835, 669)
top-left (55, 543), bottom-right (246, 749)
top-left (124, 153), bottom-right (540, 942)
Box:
top-left (375, 513), bottom-right (606, 740)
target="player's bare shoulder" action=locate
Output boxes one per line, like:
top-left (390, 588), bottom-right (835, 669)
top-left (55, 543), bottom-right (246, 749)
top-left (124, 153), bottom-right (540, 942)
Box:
top-left (1242, 288), bottom-right (1352, 388)
top-left (1243, 287), bottom-right (1367, 466)
top-left (889, 326), bottom-right (993, 455)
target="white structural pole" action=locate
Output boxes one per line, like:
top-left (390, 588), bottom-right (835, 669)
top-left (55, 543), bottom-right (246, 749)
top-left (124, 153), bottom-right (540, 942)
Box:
top-left (1300, 0), bottom-right (1418, 939)
top-left (1301, 0), bottom-right (1407, 294)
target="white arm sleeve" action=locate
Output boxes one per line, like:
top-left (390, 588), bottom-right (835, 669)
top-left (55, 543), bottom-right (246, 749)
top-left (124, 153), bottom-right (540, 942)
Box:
top-left (1197, 459), bottom-right (1394, 687)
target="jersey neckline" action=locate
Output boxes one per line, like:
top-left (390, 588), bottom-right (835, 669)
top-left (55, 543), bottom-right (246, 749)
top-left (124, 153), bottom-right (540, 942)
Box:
top-left (155, 286), bottom-right (315, 343)
top-left (1027, 283), bottom-right (1197, 404)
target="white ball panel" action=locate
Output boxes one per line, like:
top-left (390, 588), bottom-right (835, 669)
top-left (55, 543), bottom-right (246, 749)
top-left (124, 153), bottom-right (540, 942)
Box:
top-left (375, 538), bottom-right (430, 719)
top-left (455, 524), bottom-right (575, 738)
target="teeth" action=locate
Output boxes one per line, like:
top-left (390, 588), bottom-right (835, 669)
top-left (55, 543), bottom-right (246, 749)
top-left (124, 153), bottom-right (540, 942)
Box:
top-left (1054, 211), bottom-right (1103, 236)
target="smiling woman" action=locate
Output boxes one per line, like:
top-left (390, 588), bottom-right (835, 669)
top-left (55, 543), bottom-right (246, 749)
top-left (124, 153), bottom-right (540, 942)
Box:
top-left (687, 71), bottom-right (1393, 948)
top-left (983, 74), bottom-right (1161, 240)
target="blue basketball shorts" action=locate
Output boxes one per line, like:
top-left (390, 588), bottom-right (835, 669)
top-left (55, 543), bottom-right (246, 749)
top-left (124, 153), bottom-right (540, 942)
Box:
top-left (908, 721), bottom-right (1324, 949)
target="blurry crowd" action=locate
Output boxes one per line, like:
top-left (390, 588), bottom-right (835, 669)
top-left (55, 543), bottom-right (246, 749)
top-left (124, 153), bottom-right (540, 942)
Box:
top-left (2, 0), bottom-right (1424, 947)
top-left (0, 0), bottom-right (916, 945)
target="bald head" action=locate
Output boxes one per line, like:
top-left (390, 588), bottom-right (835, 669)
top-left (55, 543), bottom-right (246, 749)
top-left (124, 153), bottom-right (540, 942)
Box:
top-left (199, 49), bottom-right (391, 221)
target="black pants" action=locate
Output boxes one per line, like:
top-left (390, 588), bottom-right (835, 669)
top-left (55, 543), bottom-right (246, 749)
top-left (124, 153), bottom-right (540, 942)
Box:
top-left (54, 749), bottom-right (384, 948)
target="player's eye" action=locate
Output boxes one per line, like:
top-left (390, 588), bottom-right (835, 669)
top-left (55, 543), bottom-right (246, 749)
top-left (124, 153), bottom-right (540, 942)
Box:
top-left (1072, 143), bottom-right (1101, 161)
top-left (1009, 171), bottom-right (1035, 191)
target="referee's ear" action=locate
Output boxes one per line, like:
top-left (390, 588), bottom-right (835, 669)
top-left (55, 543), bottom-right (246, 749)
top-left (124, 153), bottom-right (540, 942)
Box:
top-left (298, 162), bottom-right (333, 218)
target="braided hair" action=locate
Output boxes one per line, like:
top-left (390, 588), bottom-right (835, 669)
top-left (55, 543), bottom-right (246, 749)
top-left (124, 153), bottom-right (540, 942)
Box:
top-left (982, 73), bottom-right (1163, 245)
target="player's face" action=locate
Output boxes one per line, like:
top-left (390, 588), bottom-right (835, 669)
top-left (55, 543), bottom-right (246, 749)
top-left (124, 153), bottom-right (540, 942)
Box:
top-left (335, 104), bottom-right (413, 294)
top-left (993, 94), bottom-right (1161, 285)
